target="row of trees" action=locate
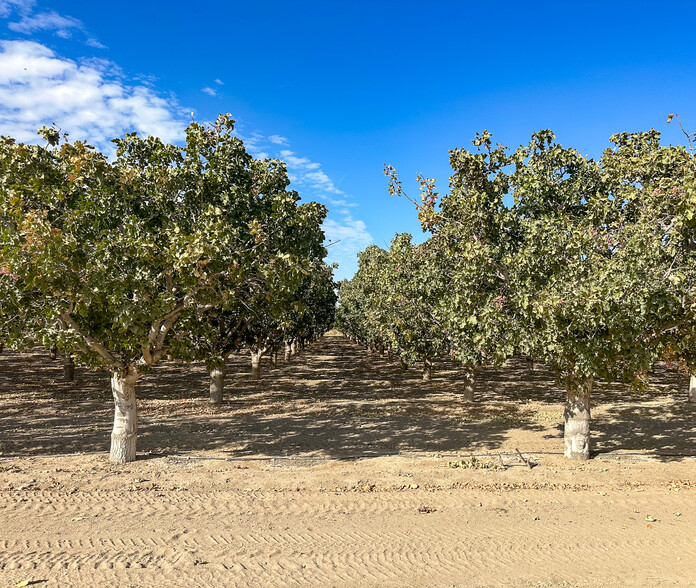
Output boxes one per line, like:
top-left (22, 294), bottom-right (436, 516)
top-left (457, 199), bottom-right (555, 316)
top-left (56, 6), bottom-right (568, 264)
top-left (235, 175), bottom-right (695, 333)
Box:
top-left (337, 124), bottom-right (696, 460)
top-left (0, 115), bottom-right (336, 463)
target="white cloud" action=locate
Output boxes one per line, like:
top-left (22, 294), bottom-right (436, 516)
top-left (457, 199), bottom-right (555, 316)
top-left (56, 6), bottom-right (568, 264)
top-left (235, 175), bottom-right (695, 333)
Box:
top-left (201, 86), bottom-right (216, 96)
top-left (0, 0), bottom-right (34, 18)
top-left (86, 37), bottom-right (106, 49)
top-left (277, 148), bottom-right (345, 195)
top-left (8, 10), bottom-right (82, 36)
top-left (322, 217), bottom-right (373, 280)
top-left (1, 2), bottom-right (104, 48)
top-left (214, 78), bottom-right (224, 85)
top-left (268, 134), bottom-right (288, 145)
top-left (279, 149), bottom-right (320, 170)
top-left (0, 40), bottom-right (186, 151)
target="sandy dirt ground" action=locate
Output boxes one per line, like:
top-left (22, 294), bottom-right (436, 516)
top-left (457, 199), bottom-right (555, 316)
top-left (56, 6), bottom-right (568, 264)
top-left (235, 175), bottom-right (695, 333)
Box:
top-left (0, 334), bottom-right (695, 587)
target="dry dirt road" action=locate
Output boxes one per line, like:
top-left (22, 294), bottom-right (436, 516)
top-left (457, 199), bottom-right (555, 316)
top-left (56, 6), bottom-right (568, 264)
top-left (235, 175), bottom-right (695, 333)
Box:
top-left (1, 335), bottom-right (695, 586)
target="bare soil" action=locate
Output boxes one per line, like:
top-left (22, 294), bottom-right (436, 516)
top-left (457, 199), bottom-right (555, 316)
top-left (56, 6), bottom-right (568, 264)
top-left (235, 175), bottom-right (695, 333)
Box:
top-left (1, 335), bottom-right (695, 587)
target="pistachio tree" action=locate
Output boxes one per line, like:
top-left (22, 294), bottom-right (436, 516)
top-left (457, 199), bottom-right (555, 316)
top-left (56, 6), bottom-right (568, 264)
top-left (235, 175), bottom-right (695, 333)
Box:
top-left (382, 127), bottom-right (695, 459)
top-left (598, 125), bottom-right (696, 403)
top-left (0, 115), bottom-right (321, 462)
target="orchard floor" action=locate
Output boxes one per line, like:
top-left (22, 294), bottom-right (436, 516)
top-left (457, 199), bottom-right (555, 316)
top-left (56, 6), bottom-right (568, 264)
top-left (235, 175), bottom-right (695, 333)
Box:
top-left (1, 334), bottom-right (695, 587)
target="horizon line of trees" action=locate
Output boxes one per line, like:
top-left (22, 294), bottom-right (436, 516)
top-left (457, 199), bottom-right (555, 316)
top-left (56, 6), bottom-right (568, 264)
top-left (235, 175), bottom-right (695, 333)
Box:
top-left (336, 122), bottom-right (696, 460)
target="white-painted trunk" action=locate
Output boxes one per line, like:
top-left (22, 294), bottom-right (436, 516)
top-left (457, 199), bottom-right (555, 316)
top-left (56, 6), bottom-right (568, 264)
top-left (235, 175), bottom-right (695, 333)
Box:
top-left (63, 355), bottom-right (75, 381)
top-left (291, 340), bottom-right (298, 355)
top-left (209, 364), bottom-right (226, 404)
top-left (564, 377), bottom-right (593, 460)
top-left (284, 341), bottom-right (292, 361)
top-left (49, 345), bottom-right (58, 360)
top-left (110, 369), bottom-right (139, 464)
top-left (251, 351), bottom-right (262, 380)
top-left (422, 357), bottom-right (432, 382)
top-left (689, 374), bottom-right (696, 403)
top-left (461, 367), bottom-right (476, 402)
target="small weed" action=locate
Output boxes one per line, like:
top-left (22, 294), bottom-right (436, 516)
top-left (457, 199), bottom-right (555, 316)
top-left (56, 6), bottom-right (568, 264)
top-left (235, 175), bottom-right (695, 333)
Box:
top-left (446, 456), bottom-right (504, 470)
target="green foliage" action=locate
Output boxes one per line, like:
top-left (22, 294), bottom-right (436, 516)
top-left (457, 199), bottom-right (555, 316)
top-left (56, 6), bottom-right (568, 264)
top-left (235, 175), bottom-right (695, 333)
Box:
top-left (0, 114), bottom-right (334, 374)
top-left (347, 125), bottom-right (696, 392)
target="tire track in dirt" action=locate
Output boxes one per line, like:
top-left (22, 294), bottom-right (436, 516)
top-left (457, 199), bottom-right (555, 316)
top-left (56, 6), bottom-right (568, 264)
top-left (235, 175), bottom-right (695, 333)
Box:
top-left (1, 528), bottom-right (693, 580)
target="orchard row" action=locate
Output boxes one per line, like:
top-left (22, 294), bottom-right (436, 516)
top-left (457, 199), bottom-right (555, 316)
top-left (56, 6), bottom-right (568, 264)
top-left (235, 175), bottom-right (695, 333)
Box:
top-left (0, 115), bottom-right (336, 463)
top-left (336, 126), bottom-right (696, 460)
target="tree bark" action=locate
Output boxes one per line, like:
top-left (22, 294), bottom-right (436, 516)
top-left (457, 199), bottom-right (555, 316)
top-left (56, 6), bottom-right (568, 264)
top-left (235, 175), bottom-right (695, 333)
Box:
top-left (209, 363), bottom-right (226, 404)
top-left (49, 345), bottom-right (58, 360)
top-left (63, 355), bottom-right (75, 382)
top-left (251, 351), bottom-right (262, 380)
top-left (110, 369), bottom-right (139, 463)
top-left (270, 352), bottom-right (277, 368)
top-left (291, 340), bottom-right (298, 355)
top-left (689, 374), bottom-right (696, 403)
top-left (422, 357), bottom-right (432, 381)
top-left (526, 356), bottom-right (534, 371)
top-left (564, 376), bottom-right (593, 460)
top-left (284, 341), bottom-right (292, 361)
top-left (461, 366), bottom-right (476, 402)
top-left (379, 343), bottom-right (384, 356)
top-left (400, 357), bottom-right (408, 370)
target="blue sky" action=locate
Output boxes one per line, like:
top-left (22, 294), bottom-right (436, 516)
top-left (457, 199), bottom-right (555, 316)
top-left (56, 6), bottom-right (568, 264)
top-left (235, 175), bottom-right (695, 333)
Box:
top-left (1, 0), bottom-right (695, 279)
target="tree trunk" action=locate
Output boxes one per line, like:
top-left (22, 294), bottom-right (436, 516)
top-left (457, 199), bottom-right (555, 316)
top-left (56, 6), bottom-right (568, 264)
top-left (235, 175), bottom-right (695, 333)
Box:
top-left (63, 355), bottom-right (75, 382)
top-left (270, 352), bottom-right (277, 368)
top-left (400, 357), bottom-right (408, 370)
top-left (251, 351), bottom-right (262, 380)
top-left (209, 363), bottom-right (226, 404)
top-left (387, 350), bottom-right (393, 362)
top-left (689, 374), bottom-right (696, 403)
top-left (291, 340), bottom-right (298, 355)
top-left (461, 366), bottom-right (476, 402)
top-left (422, 357), bottom-right (432, 381)
top-left (564, 376), bottom-right (593, 460)
top-left (0, 341), bottom-right (4, 354)
top-left (49, 345), bottom-right (58, 360)
top-left (110, 369), bottom-right (139, 463)
top-left (526, 356), bottom-right (534, 371)
top-left (284, 341), bottom-right (292, 361)
top-left (379, 343), bottom-right (384, 356)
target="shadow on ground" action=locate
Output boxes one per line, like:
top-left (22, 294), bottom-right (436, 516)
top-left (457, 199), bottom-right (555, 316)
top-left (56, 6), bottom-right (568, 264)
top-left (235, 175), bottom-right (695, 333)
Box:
top-left (0, 336), bottom-right (693, 460)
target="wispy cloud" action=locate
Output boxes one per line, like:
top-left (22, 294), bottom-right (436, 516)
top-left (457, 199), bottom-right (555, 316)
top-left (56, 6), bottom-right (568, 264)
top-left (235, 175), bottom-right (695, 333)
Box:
top-left (0, 1), bottom-right (103, 48)
top-left (0, 40), bottom-right (186, 152)
top-left (214, 78), bottom-right (224, 85)
top-left (323, 218), bottom-right (373, 280)
top-left (278, 149), bottom-right (344, 194)
top-left (86, 37), bottom-right (106, 49)
top-left (0, 0), bottom-right (34, 18)
top-left (231, 128), bottom-right (372, 277)
top-left (8, 10), bottom-right (82, 37)
top-left (201, 86), bottom-right (217, 96)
